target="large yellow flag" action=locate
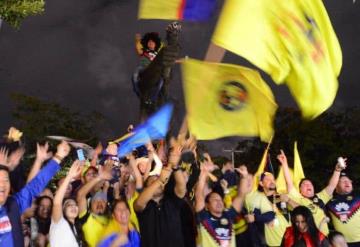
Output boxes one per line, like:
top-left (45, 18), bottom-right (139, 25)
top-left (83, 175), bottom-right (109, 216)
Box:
top-left (212, 0), bottom-right (342, 119)
top-left (182, 58), bottom-right (277, 142)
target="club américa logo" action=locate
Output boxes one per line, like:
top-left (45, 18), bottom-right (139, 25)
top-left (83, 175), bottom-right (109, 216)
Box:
top-left (218, 81), bottom-right (248, 111)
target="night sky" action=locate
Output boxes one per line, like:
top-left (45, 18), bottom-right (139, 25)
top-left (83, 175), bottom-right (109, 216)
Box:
top-left (0, 0), bottom-right (359, 151)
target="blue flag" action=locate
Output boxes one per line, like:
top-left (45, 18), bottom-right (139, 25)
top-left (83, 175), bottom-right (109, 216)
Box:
top-left (118, 104), bottom-right (173, 157)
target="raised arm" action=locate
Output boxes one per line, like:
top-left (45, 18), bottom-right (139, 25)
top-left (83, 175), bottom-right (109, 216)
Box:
top-left (194, 167), bottom-right (208, 212)
top-left (135, 33), bottom-right (143, 56)
top-left (168, 138), bottom-right (186, 198)
top-left (134, 167), bottom-right (172, 212)
top-left (52, 161), bottom-right (82, 223)
top-left (90, 142), bottom-right (103, 167)
top-left (0, 146), bottom-right (25, 171)
top-left (232, 166), bottom-right (252, 213)
top-left (325, 157), bottom-right (347, 195)
top-left (76, 161), bottom-right (113, 214)
top-left (277, 150), bottom-right (294, 192)
top-left (195, 154), bottom-right (215, 212)
top-left (129, 154), bottom-right (143, 190)
top-left (27, 142), bottom-right (53, 183)
top-left (15, 141), bottom-right (70, 214)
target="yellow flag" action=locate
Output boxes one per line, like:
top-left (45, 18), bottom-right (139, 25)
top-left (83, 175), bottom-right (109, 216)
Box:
top-left (276, 167), bottom-right (294, 194)
top-left (293, 141), bottom-right (305, 188)
top-left (212, 0), bottom-right (342, 119)
top-left (182, 58), bottom-right (277, 142)
top-left (253, 142), bottom-right (271, 191)
top-left (276, 141), bottom-right (305, 192)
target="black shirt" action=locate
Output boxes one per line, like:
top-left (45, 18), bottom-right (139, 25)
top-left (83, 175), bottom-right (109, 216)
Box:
top-left (136, 194), bottom-right (185, 247)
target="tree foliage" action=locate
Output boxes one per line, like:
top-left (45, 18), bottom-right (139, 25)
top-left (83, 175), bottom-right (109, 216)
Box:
top-left (11, 93), bottom-right (103, 152)
top-left (0, 0), bottom-right (45, 28)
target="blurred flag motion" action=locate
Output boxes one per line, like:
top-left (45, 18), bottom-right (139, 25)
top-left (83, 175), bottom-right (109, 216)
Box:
top-left (117, 104), bottom-right (173, 157)
top-left (212, 0), bottom-right (342, 119)
top-left (138, 0), bottom-right (217, 21)
top-left (181, 58), bottom-right (277, 142)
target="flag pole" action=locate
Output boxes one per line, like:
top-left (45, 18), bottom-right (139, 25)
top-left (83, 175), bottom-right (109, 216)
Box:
top-left (204, 42), bottom-right (226, 62)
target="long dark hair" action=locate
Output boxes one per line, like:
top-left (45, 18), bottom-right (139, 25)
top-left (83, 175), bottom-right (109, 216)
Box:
top-left (291, 206), bottom-right (320, 247)
top-left (63, 198), bottom-right (88, 247)
top-left (141, 32), bottom-right (161, 51)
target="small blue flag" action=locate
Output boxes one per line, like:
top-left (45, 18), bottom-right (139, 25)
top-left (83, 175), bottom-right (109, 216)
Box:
top-left (118, 104), bottom-right (173, 157)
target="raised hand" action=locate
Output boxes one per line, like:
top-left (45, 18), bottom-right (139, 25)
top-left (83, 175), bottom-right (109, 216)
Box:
top-left (99, 160), bottom-right (114, 180)
top-left (277, 149), bottom-right (288, 165)
top-left (36, 142), bottom-right (52, 162)
top-left (235, 165), bottom-right (248, 178)
top-left (0, 147), bottom-right (9, 165)
top-left (7, 147), bottom-right (25, 170)
top-left (200, 153), bottom-right (216, 173)
top-left (94, 142), bottom-right (103, 156)
top-left (168, 137), bottom-right (183, 168)
top-left (220, 179), bottom-right (228, 192)
top-left (237, 166), bottom-right (253, 196)
top-left (336, 157), bottom-right (347, 171)
top-left (67, 160), bottom-right (83, 179)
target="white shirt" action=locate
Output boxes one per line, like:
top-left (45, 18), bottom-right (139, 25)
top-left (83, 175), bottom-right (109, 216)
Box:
top-left (49, 217), bottom-right (79, 247)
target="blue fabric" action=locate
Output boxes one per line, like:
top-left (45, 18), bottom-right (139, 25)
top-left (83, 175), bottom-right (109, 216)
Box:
top-left (98, 230), bottom-right (141, 247)
top-left (14, 159), bottom-right (60, 214)
top-left (182, 0), bottom-right (217, 21)
top-left (0, 205), bottom-right (14, 247)
top-left (253, 208), bottom-right (275, 223)
top-left (0, 159), bottom-right (60, 247)
top-left (118, 103), bottom-right (173, 157)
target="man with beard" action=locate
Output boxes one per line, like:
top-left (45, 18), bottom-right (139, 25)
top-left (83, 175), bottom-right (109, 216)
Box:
top-left (76, 161), bottom-right (113, 247)
top-left (245, 171), bottom-right (291, 247)
top-left (327, 174), bottom-right (360, 247)
top-left (277, 150), bottom-right (346, 235)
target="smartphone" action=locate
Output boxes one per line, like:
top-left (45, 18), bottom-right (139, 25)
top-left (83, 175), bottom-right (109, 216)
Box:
top-left (77, 149), bottom-right (85, 161)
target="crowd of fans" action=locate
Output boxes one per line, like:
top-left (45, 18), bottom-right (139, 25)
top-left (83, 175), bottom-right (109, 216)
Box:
top-left (0, 18), bottom-right (358, 247)
top-left (0, 126), bottom-right (359, 247)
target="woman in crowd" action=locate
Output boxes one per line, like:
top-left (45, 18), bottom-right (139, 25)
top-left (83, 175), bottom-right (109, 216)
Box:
top-left (97, 198), bottom-right (140, 247)
top-left (50, 161), bottom-right (87, 247)
top-left (281, 206), bottom-right (329, 247)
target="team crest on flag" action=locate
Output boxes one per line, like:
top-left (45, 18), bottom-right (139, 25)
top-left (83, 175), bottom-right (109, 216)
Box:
top-left (182, 58), bottom-right (277, 142)
top-left (218, 81), bottom-right (248, 111)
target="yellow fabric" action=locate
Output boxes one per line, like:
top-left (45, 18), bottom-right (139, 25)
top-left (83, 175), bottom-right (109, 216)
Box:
top-left (293, 142), bottom-right (305, 188)
top-left (276, 167), bottom-right (294, 194)
top-left (79, 211), bottom-right (109, 247)
top-left (224, 186), bottom-right (248, 235)
top-left (198, 224), bottom-right (236, 247)
top-left (276, 141), bottom-right (305, 193)
top-left (253, 145), bottom-right (270, 192)
top-left (246, 191), bottom-right (290, 246)
top-left (288, 188), bottom-right (331, 235)
top-left (128, 192), bottom-right (140, 232)
top-left (97, 218), bottom-right (135, 245)
top-left (212, 0), bottom-right (342, 119)
top-left (138, 0), bottom-right (181, 20)
top-left (182, 58), bottom-right (277, 142)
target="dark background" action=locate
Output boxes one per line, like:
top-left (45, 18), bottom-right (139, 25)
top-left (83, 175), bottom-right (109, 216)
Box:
top-left (0, 0), bottom-right (359, 152)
